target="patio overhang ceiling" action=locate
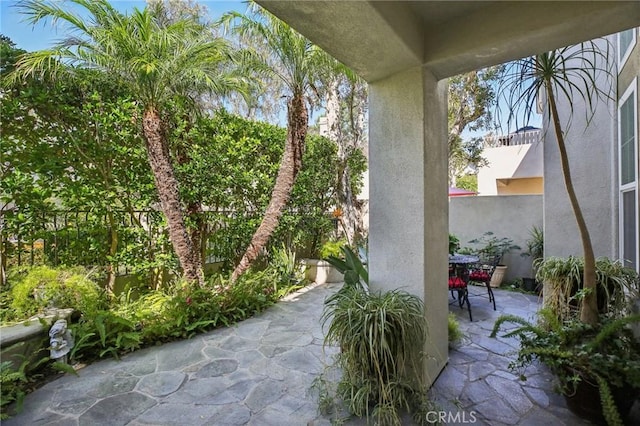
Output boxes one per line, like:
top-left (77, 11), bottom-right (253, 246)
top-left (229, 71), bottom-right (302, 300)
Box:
top-left (256, 1), bottom-right (640, 81)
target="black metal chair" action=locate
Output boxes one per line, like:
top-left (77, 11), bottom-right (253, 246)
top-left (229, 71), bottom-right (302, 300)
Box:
top-left (448, 263), bottom-right (472, 321)
top-left (467, 256), bottom-right (500, 311)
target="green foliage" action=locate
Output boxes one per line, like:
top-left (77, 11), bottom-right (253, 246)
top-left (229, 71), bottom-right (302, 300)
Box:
top-left (0, 352), bottom-right (51, 420)
top-left (6, 266), bottom-right (104, 322)
top-left (448, 66), bottom-right (502, 186)
top-left (491, 312), bottom-right (640, 426)
top-left (321, 285), bottom-right (430, 425)
top-left (176, 111), bottom-right (343, 266)
top-left (449, 234), bottom-right (460, 255)
top-left (448, 313), bottom-right (463, 344)
top-left (320, 254), bottom-right (433, 424)
top-left (1, 361), bottom-right (27, 419)
top-left (521, 226), bottom-right (544, 271)
top-left (467, 232), bottom-right (521, 263)
top-left (536, 257), bottom-right (639, 322)
top-left (0, 35), bottom-right (25, 75)
top-left (326, 246), bottom-right (368, 292)
top-left (455, 174), bottom-right (478, 192)
top-left (319, 239), bottom-right (348, 259)
top-left (268, 244), bottom-right (305, 297)
top-left (70, 311), bottom-right (142, 361)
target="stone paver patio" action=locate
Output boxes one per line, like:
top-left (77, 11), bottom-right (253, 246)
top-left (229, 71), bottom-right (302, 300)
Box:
top-left (4, 282), bottom-right (638, 425)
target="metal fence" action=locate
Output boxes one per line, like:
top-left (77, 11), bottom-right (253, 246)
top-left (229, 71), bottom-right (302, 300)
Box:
top-left (0, 209), bottom-right (241, 276)
top-left (0, 207), bottom-right (332, 283)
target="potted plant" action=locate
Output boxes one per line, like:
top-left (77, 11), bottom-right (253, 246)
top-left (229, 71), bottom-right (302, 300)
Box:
top-left (520, 226), bottom-right (543, 292)
top-left (492, 259), bottom-right (640, 424)
top-left (467, 232), bottom-right (521, 287)
top-left (319, 247), bottom-right (433, 425)
top-left (302, 239), bottom-right (347, 284)
top-left (449, 234), bottom-right (460, 255)
top-left (492, 310), bottom-right (640, 425)
top-left (536, 256), bottom-right (638, 323)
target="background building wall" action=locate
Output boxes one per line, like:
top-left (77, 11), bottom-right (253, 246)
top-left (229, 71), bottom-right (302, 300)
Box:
top-left (477, 139), bottom-right (544, 195)
top-left (542, 37), bottom-right (619, 260)
top-left (449, 194), bottom-right (543, 281)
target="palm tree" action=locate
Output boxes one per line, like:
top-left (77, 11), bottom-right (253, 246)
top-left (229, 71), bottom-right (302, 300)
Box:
top-left (499, 41), bottom-right (613, 326)
top-left (10, 0), bottom-right (246, 286)
top-left (221, 4), bottom-right (332, 281)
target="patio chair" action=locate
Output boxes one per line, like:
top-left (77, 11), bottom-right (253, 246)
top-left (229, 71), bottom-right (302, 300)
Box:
top-left (467, 255), bottom-right (499, 311)
top-left (449, 263), bottom-right (472, 321)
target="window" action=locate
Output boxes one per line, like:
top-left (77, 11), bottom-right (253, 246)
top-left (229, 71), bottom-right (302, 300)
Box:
top-left (620, 90), bottom-right (636, 185)
top-left (618, 29), bottom-right (636, 68)
top-left (618, 79), bottom-right (638, 271)
top-left (622, 191), bottom-right (637, 270)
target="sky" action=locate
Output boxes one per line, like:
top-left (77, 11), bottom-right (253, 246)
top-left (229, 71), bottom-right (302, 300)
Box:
top-left (0, 0), bottom-right (248, 52)
top-left (0, 0), bottom-right (540, 136)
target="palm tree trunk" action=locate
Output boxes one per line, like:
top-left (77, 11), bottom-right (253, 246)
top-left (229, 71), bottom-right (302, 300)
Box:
top-left (231, 93), bottom-right (308, 282)
top-left (545, 81), bottom-right (598, 326)
top-left (142, 107), bottom-right (203, 286)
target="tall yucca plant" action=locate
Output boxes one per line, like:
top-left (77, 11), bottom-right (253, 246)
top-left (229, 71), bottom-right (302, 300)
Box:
top-left (498, 40), bottom-right (613, 326)
top-left (221, 3), bottom-right (335, 282)
top-left (9, 0), bottom-right (247, 286)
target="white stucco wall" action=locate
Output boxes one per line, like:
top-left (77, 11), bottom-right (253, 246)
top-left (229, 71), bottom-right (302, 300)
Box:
top-left (369, 67), bottom-right (449, 382)
top-left (542, 38), bottom-right (618, 259)
top-left (449, 195), bottom-right (543, 281)
top-left (478, 143), bottom-right (544, 195)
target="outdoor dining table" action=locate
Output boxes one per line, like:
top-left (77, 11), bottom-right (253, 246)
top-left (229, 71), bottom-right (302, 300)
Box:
top-left (448, 254), bottom-right (480, 265)
top-left (448, 254), bottom-right (479, 321)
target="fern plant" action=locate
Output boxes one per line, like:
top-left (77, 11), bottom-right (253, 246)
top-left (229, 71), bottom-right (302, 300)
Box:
top-left (491, 310), bottom-right (640, 425)
top-left (1, 361), bottom-right (27, 420)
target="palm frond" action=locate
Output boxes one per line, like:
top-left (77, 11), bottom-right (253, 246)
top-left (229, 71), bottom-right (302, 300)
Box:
top-left (10, 0), bottom-right (247, 111)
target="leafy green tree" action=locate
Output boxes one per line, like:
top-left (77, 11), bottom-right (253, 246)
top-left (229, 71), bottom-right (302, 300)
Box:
top-left (9, 0), bottom-right (247, 286)
top-left (456, 174), bottom-right (478, 192)
top-left (498, 41), bottom-right (612, 326)
top-left (0, 35), bottom-right (25, 75)
top-left (174, 110), bottom-right (345, 266)
top-left (221, 4), bottom-right (334, 281)
top-left (448, 67), bottom-right (502, 186)
top-left (322, 68), bottom-right (368, 246)
top-left (1, 53), bottom-right (158, 290)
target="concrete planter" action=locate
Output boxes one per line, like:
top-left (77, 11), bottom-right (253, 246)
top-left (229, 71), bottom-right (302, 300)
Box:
top-left (302, 259), bottom-right (344, 284)
top-left (490, 265), bottom-right (507, 288)
top-left (0, 308), bottom-right (74, 371)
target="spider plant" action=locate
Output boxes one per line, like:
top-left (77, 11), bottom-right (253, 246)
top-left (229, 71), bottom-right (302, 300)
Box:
top-left (536, 257), bottom-right (639, 323)
top-left (321, 246), bottom-right (433, 424)
top-left (321, 286), bottom-right (429, 425)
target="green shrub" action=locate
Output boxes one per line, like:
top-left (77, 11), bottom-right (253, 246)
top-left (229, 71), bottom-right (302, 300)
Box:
top-left (536, 257), bottom-right (640, 322)
top-left (268, 244), bottom-right (305, 294)
top-left (322, 286), bottom-right (431, 425)
top-left (448, 313), bottom-right (463, 344)
top-left (69, 310), bottom-right (142, 361)
top-left (7, 266), bottom-right (104, 322)
top-left (319, 239), bottom-right (348, 259)
top-left (1, 353), bottom-right (52, 420)
top-left (1, 361), bottom-right (27, 420)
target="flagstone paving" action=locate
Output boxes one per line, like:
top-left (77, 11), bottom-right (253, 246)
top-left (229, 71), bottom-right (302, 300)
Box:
top-left (4, 282), bottom-right (638, 425)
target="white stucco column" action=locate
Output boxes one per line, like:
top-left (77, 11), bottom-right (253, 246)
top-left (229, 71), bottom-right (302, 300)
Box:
top-left (369, 66), bottom-right (449, 385)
